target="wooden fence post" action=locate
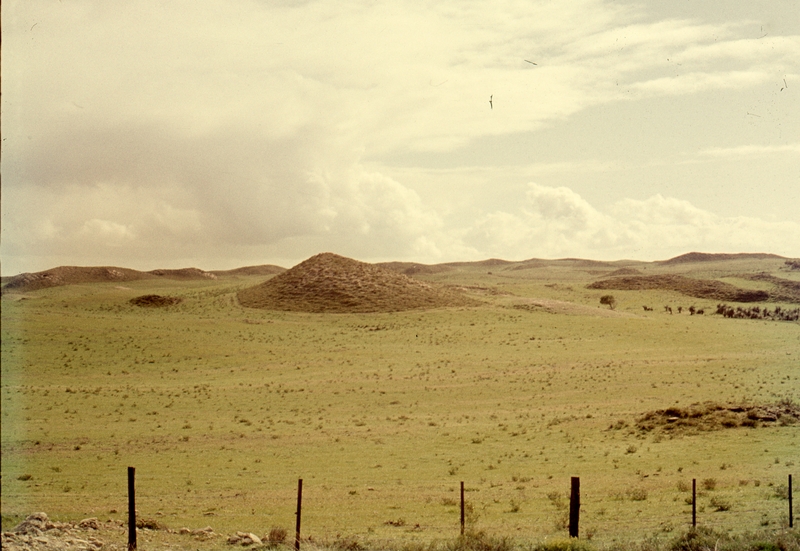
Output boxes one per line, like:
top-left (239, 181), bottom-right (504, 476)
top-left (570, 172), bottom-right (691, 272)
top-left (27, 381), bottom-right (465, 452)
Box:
top-left (295, 478), bottom-right (303, 551)
top-left (790, 474), bottom-right (794, 529)
top-left (569, 477), bottom-right (580, 538)
top-left (692, 479), bottom-right (696, 529)
top-left (127, 467), bottom-right (136, 551)
top-left (460, 481), bottom-right (465, 536)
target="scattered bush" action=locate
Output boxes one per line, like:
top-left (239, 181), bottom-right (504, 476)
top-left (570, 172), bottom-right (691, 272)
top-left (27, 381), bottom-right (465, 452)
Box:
top-left (267, 526), bottom-right (287, 547)
top-left (627, 487), bottom-right (648, 501)
top-left (448, 531), bottom-right (515, 551)
top-left (709, 496), bottom-right (732, 511)
top-left (701, 478), bottom-right (717, 491)
top-left (532, 538), bottom-right (594, 551)
top-left (669, 527), bottom-right (723, 551)
top-left (600, 295), bottom-right (617, 310)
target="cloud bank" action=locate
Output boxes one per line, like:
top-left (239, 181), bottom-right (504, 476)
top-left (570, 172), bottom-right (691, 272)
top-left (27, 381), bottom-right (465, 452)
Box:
top-left (2, 0), bottom-right (798, 273)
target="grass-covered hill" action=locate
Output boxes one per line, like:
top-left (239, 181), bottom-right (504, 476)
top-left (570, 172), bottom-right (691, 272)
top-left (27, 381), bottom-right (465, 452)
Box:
top-left (2, 252), bottom-right (799, 546)
top-left (0, 264), bottom-right (285, 295)
top-left (237, 252), bottom-right (478, 313)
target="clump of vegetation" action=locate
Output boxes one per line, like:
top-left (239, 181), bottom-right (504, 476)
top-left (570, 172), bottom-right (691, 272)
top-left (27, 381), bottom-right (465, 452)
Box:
top-left (636, 401), bottom-right (800, 436)
top-left (129, 294), bottom-right (182, 307)
top-left (267, 526), bottom-right (288, 547)
top-left (701, 478), bottom-right (717, 491)
top-left (709, 496), bottom-right (731, 511)
top-left (531, 538), bottom-right (594, 551)
top-left (599, 295), bottom-right (616, 310)
top-left (447, 531), bottom-right (515, 551)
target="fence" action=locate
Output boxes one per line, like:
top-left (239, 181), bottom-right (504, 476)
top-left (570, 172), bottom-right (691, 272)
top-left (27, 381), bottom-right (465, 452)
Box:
top-left (123, 469), bottom-right (795, 547)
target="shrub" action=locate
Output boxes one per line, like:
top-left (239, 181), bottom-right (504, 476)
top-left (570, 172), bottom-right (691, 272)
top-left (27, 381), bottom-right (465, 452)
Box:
top-left (710, 496), bottom-right (731, 511)
top-left (532, 538), bottom-right (594, 551)
top-left (448, 531), bottom-right (515, 551)
top-left (701, 478), bottom-right (717, 491)
top-left (267, 527), bottom-right (287, 547)
top-left (670, 527), bottom-right (723, 551)
top-left (627, 487), bottom-right (648, 501)
top-left (773, 484), bottom-right (790, 500)
top-left (600, 295), bottom-right (617, 310)
top-left (332, 535), bottom-right (364, 551)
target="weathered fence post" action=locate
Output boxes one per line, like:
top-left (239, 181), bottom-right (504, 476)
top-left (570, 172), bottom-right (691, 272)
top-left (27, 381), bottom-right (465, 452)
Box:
top-left (790, 474), bottom-right (794, 529)
top-left (128, 467), bottom-right (136, 551)
top-left (569, 477), bottom-right (580, 538)
top-left (692, 479), bottom-right (696, 528)
top-left (295, 478), bottom-right (303, 551)
top-left (460, 481), bottom-right (465, 536)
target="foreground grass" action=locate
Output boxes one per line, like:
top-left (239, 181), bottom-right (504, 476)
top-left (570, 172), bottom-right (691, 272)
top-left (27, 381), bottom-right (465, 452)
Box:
top-left (2, 261), bottom-right (798, 545)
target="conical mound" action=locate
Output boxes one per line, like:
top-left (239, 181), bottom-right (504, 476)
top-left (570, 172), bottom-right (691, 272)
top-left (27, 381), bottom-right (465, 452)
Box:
top-left (237, 253), bottom-right (476, 313)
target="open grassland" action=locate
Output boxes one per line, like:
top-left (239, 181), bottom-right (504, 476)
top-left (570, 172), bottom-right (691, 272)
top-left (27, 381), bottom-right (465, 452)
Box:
top-left (2, 258), bottom-right (798, 549)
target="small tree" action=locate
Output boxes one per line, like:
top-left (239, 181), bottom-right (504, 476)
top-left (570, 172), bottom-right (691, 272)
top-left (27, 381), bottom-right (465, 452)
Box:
top-left (600, 295), bottom-right (616, 310)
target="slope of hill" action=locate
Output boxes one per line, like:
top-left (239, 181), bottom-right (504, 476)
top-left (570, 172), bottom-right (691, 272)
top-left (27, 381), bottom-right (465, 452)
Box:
top-left (587, 274), bottom-right (770, 302)
top-left (659, 252), bottom-right (784, 265)
top-left (210, 265), bottom-right (285, 277)
top-left (1, 266), bottom-right (153, 294)
top-left (1, 266), bottom-right (219, 294)
top-left (237, 253), bottom-right (479, 313)
top-left (148, 268), bottom-right (217, 280)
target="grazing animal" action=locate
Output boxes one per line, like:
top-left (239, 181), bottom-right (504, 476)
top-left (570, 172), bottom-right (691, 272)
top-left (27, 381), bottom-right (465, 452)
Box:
top-left (697, 309), bottom-right (704, 315)
top-left (677, 306), bottom-right (683, 314)
top-left (689, 306), bottom-right (696, 315)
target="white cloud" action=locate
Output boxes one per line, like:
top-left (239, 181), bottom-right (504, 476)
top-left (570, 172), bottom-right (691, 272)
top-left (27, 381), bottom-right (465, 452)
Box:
top-left (697, 143), bottom-right (800, 158)
top-left (1, 1), bottom-right (798, 273)
top-left (460, 184), bottom-right (800, 261)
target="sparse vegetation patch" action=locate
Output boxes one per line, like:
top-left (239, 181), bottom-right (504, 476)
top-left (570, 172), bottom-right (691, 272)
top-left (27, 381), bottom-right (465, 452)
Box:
top-left (636, 400), bottom-right (800, 435)
top-left (588, 275), bottom-right (771, 302)
top-left (129, 294), bottom-right (182, 307)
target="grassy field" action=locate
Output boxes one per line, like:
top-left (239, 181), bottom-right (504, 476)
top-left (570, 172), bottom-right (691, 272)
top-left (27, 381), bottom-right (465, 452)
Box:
top-left (2, 257), bottom-right (798, 549)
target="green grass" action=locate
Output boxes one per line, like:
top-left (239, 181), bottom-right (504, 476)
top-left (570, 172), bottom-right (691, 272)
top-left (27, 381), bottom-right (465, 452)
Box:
top-left (2, 261), bottom-right (798, 547)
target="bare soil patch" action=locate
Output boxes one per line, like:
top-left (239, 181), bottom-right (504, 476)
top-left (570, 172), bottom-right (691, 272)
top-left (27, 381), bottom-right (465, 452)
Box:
top-left (129, 295), bottom-right (182, 307)
top-left (237, 253), bottom-right (479, 313)
top-left (587, 274), bottom-right (769, 302)
top-left (635, 401), bottom-right (800, 436)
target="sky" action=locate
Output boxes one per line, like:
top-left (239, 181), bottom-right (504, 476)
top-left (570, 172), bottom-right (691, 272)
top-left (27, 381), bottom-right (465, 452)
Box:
top-left (2, 0), bottom-right (799, 275)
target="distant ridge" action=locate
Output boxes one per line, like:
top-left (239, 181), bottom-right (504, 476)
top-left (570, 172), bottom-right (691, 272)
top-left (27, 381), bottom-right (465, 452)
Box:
top-left (660, 252), bottom-right (784, 265)
top-left (2, 266), bottom-right (153, 294)
top-left (1, 265), bottom-right (218, 294)
top-left (148, 268), bottom-right (218, 280)
top-left (238, 253), bottom-right (477, 313)
top-left (210, 265), bottom-right (285, 277)
top-left (588, 274), bottom-right (770, 302)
